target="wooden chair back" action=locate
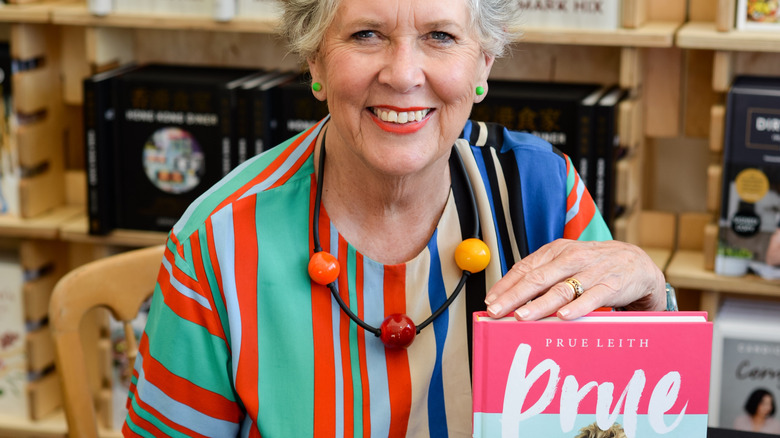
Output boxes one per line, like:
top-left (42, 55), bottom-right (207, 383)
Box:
top-left (49, 244), bottom-right (165, 438)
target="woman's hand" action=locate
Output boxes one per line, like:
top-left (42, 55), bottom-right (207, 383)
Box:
top-left (484, 239), bottom-right (667, 321)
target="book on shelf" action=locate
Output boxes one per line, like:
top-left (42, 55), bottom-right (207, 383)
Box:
top-left (716, 76), bottom-right (780, 280)
top-left (0, 249), bottom-right (27, 419)
top-left (592, 86), bottom-right (627, 231)
top-left (236, 0), bottom-right (282, 19)
top-left (518, 0), bottom-right (622, 30)
top-left (113, 64), bottom-right (263, 232)
top-left (269, 75), bottom-right (330, 147)
top-left (709, 299), bottom-right (780, 435)
top-left (472, 80), bottom-right (608, 208)
top-left (239, 71), bottom-right (298, 156)
top-left (83, 63), bottom-right (141, 235)
top-left (736, 0), bottom-right (780, 31)
top-left (214, 0), bottom-right (237, 21)
top-left (0, 41), bottom-right (18, 217)
top-left (472, 310), bottom-right (713, 438)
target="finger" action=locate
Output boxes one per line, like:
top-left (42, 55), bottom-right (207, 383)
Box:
top-left (485, 242), bottom-right (563, 303)
top-left (553, 282), bottom-right (616, 320)
top-left (511, 279), bottom-right (579, 320)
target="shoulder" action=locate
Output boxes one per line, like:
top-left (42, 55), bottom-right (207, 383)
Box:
top-left (170, 123), bottom-right (322, 242)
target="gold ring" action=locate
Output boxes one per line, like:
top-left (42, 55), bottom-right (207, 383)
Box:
top-left (564, 278), bottom-right (584, 300)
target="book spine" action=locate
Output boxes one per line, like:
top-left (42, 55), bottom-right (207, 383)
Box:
top-left (577, 98), bottom-right (596, 196)
top-left (219, 88), bottom-right (234, 175)
top-left (88, 0), bottom-right (113, 16)
top-left (471, 315), bottom-right (488, 438)
top-left (83, 78), bottom-right (115, 235)
top-left (214, 0), bottom-right (236, 21)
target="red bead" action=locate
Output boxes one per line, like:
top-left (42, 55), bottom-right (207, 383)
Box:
top-left (379, 314), bottom-right (416, 349)
top-left (308, 251), bottom-right (340, 285)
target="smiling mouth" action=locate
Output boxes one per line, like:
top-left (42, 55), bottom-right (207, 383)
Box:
top-left (371, 107), bottom-right (432, 124)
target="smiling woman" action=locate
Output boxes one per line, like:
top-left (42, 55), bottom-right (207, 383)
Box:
top-left (121, 0), bottom-right (672, 436)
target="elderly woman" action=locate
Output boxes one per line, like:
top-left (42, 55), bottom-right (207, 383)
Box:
top-left (123, 0), bottom-right (670, 436)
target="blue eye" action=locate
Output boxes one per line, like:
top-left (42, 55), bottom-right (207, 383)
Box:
top-left (430, 31), bottom-right (454, 42)
top-left (353, 30), bottom-right (376, 40)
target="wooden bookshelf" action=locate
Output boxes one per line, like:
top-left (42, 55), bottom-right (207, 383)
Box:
top-left (0, 1), bottom-right (57, 23)
top-left (0, 410), bottom-right (122, 438)
top-left (0, 206), bottom-right (81, 240)
top-left (519, 21), bottom-right (679, 47)
top-left (676, 21), bottom-right (780, 52)
top-left (59, 214), bottom-right (167, 248)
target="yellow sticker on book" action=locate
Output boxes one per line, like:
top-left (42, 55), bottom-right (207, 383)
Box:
top-left (735, 168), bottom-right (769, 203)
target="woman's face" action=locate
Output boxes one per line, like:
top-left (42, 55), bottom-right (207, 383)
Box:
top-left (757, 394), bottom-right (774, 417)
top-left (308, 0), bottom-right (494, 178)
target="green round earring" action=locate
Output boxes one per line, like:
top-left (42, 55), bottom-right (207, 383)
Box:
top-left (312, 82), bottom-right (322, 92)
top-left (476, 86), bottom-right (485, 96)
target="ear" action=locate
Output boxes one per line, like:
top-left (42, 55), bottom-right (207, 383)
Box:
top-left (474, 52), bottom-right (495, 104)
top-left (307, 56), bottom-right (327, 102)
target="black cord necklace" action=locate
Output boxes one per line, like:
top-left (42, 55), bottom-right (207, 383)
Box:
top-left (307, 133), bottom-right (490, 349)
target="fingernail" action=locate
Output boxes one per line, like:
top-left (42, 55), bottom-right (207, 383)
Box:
top-left (484, 295), bottom-right (494, 305)
top-left (558, 308), bottom-right (570, 318)
top-left (515, 308), bottom-right (530, 320)
top-left (487, 303), bottom-right (502, 316)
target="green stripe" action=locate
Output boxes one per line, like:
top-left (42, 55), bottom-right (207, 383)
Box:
top-left (255, 174), bottom-right (315, 435)
top-left (126, 394), bottom-right (192, 438)
top-left (565, 155), bottom-right (576, 193)
top-left (195, 223), bottom-right (232, 350)
top-left (578, 212), bottom-right (613, 241)
top-left (146, 287), bottom-right (236, 400)
top-left (346, 246), bottom-right (364, 436)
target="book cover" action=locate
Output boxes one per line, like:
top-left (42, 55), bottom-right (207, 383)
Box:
top-left (270, 75), bottom-right (330, 147)
top-left (472, 80), bottom-right (604, 195)
top-left (233, 69), bottom-right (283, 165)
top-left (472, 311), bottom-right (713, 438)
top-left (0, 249), bottom-right (27, 419)
top-left (83, 63), bottom-right (140, 235)
top-left (518, 0), bottom-right (622, 30)
top-left (709, 299), bottom-right (780, 434)
top-left (114, 64), bottom-right (262, 232)
top-left (242, 71), bottom-right (297, 154)
top-left (736, 0), bottom-right (780, 31)
top-left (592, 86), bottom-right (627, 231)
top-left (716, 76), bottom-right (780, 279)
top-left (0, 41), bottom-right (17, 217)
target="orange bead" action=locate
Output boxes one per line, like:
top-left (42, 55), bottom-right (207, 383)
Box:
top-left (454, 238), bottom-right (490, 273)
top-left (308, 251), bottom-right (340, 285)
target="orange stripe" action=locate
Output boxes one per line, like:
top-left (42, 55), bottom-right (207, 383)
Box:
top-left (233, 195), bottom-right (261, 418)
top-left (563, 188), bottom-right (596, 240)
top-left (383, 266), bottom-right (411, 437)
top-left (212, 121), bottom-right (322, 214)
top-left (189, 232), bottom-right (229, 343)
top-left (267, 140), bottom-right (316, 191)
top-left (138, 334), bottom-right (242, 422)
top-left (311, 176), bottom-right (337, 437)
top-left (205, 219), bottom-right (227, 310)
top-left (338, 234), bottom-right (355, 438)
top-left (157, 270), bottom-right (225, 340)
top-left (355, 253), bottom-right (372, 436)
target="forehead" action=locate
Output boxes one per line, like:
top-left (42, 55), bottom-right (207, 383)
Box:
top-left (333, 0), bottom-right (471, 29)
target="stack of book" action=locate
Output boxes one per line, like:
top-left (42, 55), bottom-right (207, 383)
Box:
top-left (83, 63), bottom-right (328, 234)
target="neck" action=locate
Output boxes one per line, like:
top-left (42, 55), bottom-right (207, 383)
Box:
top-left (314, 127), bottom-right (451, 264)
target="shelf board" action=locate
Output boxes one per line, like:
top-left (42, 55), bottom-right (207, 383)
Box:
top-left (676, 21), bottom-right (780, 52)
top-left (665, 249), bottom-right (780, 297)
top-left (518, 21), bottom-right (680, 48)
top-left (50, 4), bottom-right (278, 33)
top-left (0, 205), bottom-right (81, 240)
top-left (0, 409), bottom-right (121, 438)
top-left (0, 1), bottom-right (60, 23)
top-left (60, 213), bottom-right (167, 247)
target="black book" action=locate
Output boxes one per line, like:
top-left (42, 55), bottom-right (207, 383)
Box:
top-left (716, 76), bottom-right (780, 278)
top-left (234, 69), bottom-right (284, 165)
top-left (243, 72), bottom-right (298, 155)
top-left (114, 64), bottom-right (263, 232)
top-left (472, 80), bottom-right (604, 194)
top-left (83, 63), bottom-right (140, 235)
top-left (592, 86), bottom-right (626, 231)
top-left (270, 76), bottom-right (330, 147)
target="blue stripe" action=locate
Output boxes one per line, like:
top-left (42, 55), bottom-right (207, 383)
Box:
top-left (161, 256), bottom-right (212, 310)
top-left (468, 146), bottom-right (509, 273)
top-left (362, 257), bottom-right (391, 437)
top-left (425, 229), bottom-right (449, 437)
top-left (210, 205), bottom-right (240, 378)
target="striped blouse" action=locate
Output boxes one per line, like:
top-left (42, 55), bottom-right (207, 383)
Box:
top-left (123, 119), bottom-right (611, 437)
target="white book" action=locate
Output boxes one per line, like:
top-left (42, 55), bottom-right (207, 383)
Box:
top-left (88, 0), bottom-right (113, 16)
top-left (518, 0), bottom-right (621, 30)
top-left (156, 0), bottom-right (214, 17)
top-left (114, 0), bottom-right (153, 14)
top-left (709, 298), bottom-right (780, 432)
top-left (736, 0), bottom-right (780, 32)
top-left (214, 0), bottom-right (236, 21)
top-left (236, 0), bottom-right (281, 19)
top-left (0, 250), bottom-right (27, 418)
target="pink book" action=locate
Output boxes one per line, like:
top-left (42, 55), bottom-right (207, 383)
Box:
top-left (472, 311), bottom-right (713, 438)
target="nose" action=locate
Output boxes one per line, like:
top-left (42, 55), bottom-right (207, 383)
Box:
top-left (377, 38), bottom-right (424, 93)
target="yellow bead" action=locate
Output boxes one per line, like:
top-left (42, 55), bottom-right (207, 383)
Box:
top-left (454, 238), bottom-right (490, 273)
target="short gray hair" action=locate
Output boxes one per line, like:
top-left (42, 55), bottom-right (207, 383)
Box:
top-left (278, 0), bottom-right (522, 61)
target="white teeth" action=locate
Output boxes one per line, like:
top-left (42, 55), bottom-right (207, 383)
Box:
top-left (372, 108), bottom-right (430, 124)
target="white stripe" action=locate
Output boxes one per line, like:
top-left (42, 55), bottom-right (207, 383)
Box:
top-left (162, 256), bottom-right (212, 310)
top-left (328, 224), bottom-right (345, 438)
top-left (489, 147), bottom-right (521, 263)
top-left (476, 121), bottom-right (488, 146)
top-left (211, 205), bottom-right (241, 379)
top-left (565, 171), bottom-right (586, 224)
top-left (362, 258), bottom-right (391, 437)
